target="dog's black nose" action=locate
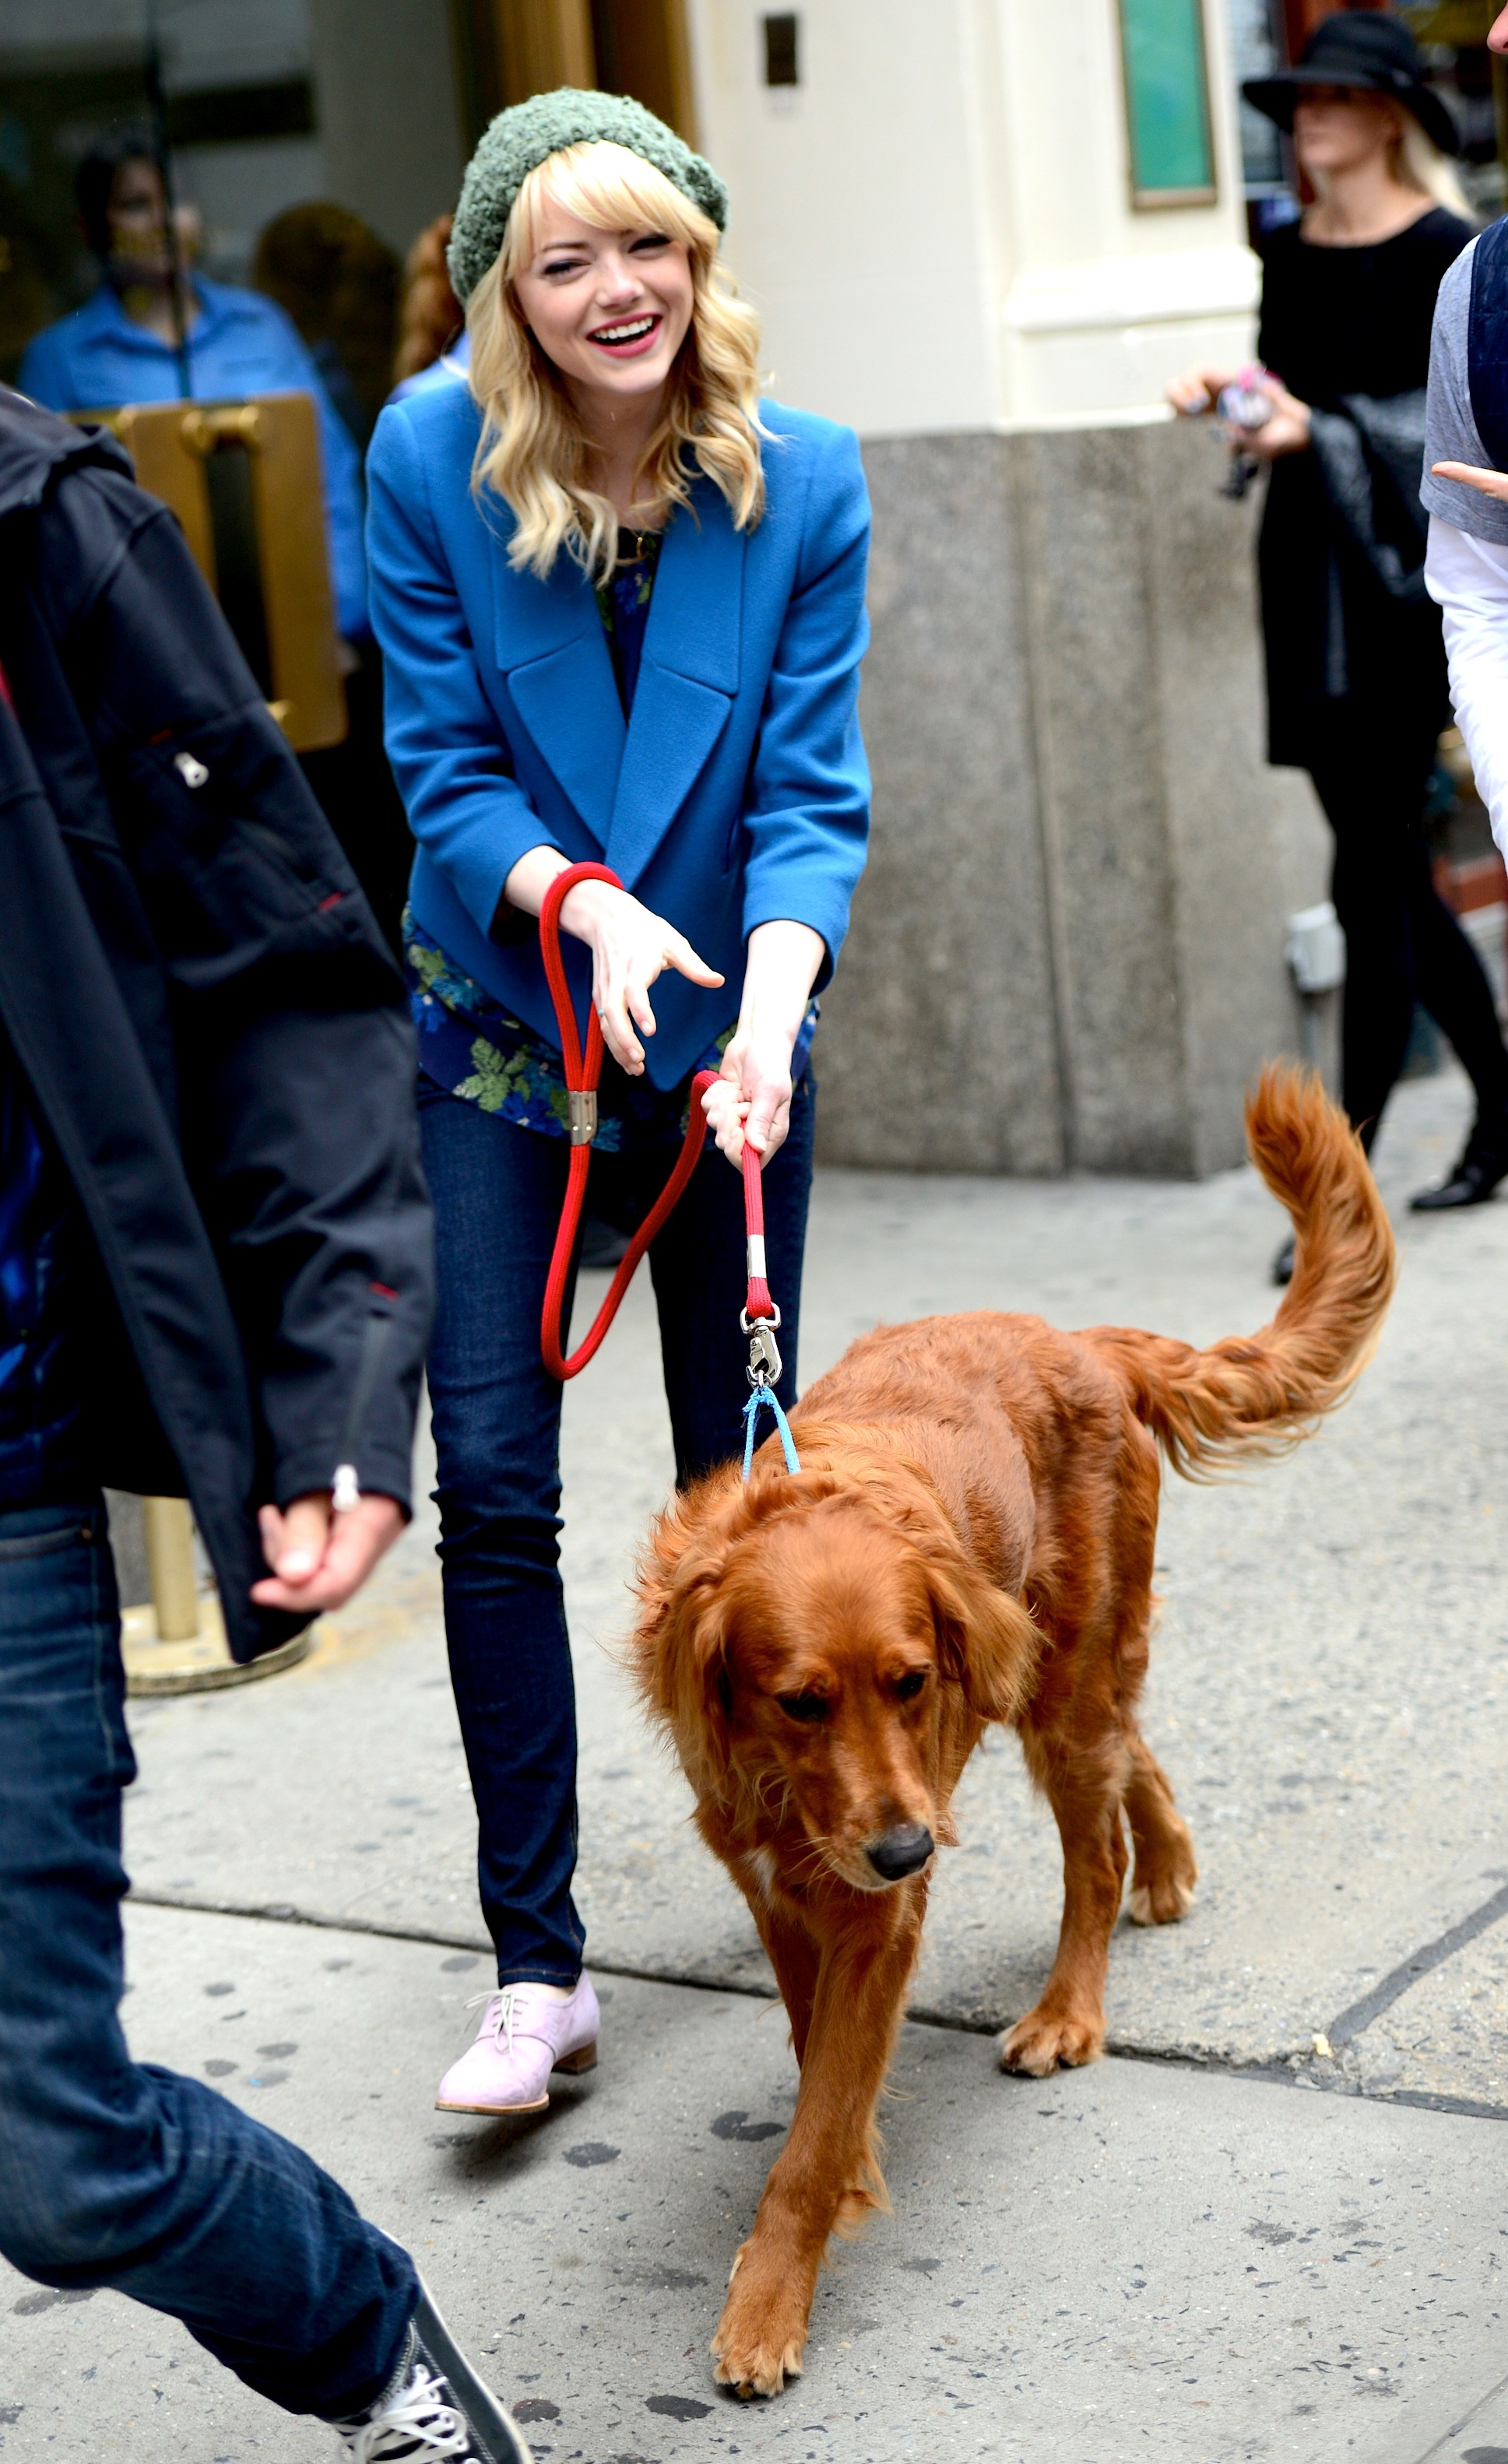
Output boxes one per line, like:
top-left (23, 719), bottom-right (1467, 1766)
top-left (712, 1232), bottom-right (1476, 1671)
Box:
top-left (865, 1823), bottom-right (934, 1882)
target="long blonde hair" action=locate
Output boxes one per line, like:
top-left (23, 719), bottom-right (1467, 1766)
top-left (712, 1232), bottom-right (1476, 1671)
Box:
top-left (467, 140), bottom-right (767, 579)
top-left (1396, 114), bottom-right (1474, 220)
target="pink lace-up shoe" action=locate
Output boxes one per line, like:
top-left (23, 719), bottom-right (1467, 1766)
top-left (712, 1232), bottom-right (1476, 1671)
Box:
top-left (435, 1976), bottom-right (600, 2115)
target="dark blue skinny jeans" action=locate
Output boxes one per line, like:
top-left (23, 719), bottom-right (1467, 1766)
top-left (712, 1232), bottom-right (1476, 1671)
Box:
top-left (0, 1498), bottom-right (417, 2419)
top-left (418, 1070), bottom-right (815, 1989)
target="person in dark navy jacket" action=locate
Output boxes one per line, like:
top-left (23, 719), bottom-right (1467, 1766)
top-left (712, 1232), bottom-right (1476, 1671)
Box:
top-left (366, 92), bottom-right (870, 2118)
top-left (0, 387), bottom-right (534, 2464)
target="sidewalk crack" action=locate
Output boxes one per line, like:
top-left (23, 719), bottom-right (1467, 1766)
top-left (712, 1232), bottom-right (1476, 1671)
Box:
top-left (1325, 1875), bottom-right (1508, 2048)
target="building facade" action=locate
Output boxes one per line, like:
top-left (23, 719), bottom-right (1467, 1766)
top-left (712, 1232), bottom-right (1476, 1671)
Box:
top-left (687, 0), bottom-right (1329, 1174)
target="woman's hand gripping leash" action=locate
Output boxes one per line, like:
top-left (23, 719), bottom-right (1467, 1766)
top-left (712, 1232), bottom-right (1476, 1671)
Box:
top-left (537, 862), bottom-right (800, 1476)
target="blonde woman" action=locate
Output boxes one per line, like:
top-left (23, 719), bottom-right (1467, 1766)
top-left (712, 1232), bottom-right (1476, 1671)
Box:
top-left (1170, 12), bottom-right (1508, 1257)
top-left (367, 93), bottom-right (870, 2113)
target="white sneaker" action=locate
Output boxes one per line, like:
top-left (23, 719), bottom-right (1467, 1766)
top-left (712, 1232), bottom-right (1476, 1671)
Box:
top-left (434, 1975), bottom-right (599, 2115)
top-left (336, 2279), bottom-right (533, 2461)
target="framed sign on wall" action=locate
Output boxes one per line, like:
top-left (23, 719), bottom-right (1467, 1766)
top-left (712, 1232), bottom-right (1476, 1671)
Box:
top-left (1117, 0), bottom-right (1218, 207)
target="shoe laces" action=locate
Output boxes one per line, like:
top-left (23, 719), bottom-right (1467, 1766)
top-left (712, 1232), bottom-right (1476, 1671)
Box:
top-left (466, 1986), bottom-right (526, 2056)
top-left (339, 2360), bottom-right (474, 2461)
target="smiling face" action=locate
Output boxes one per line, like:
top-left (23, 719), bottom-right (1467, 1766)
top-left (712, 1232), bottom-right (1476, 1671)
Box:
top-left (510, 191), bottom-right (695, 423)
top-left (1292, 85), bottom-right (1405, 178)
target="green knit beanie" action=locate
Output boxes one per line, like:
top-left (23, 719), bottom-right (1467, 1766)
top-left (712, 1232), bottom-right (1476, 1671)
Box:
top-left (447, 87), bottom-right (729, 307)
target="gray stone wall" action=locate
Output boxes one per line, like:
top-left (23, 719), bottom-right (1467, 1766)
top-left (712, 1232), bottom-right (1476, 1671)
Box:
top-left (816, 417), bottom-right (1330, 1177)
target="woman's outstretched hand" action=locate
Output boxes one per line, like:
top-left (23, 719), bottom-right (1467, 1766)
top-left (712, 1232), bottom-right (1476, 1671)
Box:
top-left (557, 875), bottom-right (723, 1075)
top-left (500, 847), bottom-right (723, 1076)
top-left (1432, 459), bottom-right (1508, 503)
top-left (702, 919), bottom-right (826, 1169)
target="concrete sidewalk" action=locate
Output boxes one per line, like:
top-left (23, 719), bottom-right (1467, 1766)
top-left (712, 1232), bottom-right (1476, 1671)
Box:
top-left (6, 1066), bottom-right (1508, 2462)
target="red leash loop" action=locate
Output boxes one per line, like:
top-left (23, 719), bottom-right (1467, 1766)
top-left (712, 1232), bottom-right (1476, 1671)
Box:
top-left (537, 862), bottom-right (774, 1382)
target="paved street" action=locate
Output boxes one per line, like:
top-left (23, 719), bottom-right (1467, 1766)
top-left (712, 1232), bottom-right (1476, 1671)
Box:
top-left (7, 1064), bottom-right (1508, 2463)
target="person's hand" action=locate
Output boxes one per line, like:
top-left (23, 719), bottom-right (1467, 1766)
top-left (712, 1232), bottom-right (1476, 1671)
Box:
top-left (1166, 364), bottom-right (1240, 417)
top-left (557, 876), bottom-right (723, 1076)
top-left (251, 1491), bottom-right (405, 1614)
top-left (700, 919), bottom-right (826, 1169)
top-left (1239, 376), bottom-right (1312, 461)
top-left (702, 1023), bottom-right (796, 1166)
top-left (1431, 459), bottom-right (1508, 503)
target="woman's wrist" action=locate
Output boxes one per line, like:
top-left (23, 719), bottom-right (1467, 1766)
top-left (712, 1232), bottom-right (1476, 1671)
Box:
top-left (557, 877), bottom-right (620, 947)
top-left (496, 847), bottom-right (622, 953)
top-left (735, 919), bottom-right (824, 1044)
top-left (500, 844), bottom-right (571, 923)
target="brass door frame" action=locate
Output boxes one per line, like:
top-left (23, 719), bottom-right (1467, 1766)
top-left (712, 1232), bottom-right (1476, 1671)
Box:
top-left (471, 0), bottom-right (698, 142)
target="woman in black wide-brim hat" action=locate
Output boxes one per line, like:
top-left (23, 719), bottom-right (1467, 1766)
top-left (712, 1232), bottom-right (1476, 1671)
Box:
top-left (1172, 10), bottom-right (1508, 1269)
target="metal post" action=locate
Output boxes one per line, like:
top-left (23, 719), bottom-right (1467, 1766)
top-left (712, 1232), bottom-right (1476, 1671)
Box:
top-left (142, 0), bottom-right (192, 401)
top-left (142, 1496), bottom-right (200, 1642)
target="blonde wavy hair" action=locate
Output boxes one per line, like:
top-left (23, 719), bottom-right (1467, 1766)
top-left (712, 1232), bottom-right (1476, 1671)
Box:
top-left (467, 140), bottom-right (768, 579)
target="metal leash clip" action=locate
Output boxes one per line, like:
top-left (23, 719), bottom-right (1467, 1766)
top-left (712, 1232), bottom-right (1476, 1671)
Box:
top-left (741, 1302), bottom-right (782, 1390)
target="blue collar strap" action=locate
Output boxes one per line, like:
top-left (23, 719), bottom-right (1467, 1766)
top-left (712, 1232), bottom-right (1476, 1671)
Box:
top-left (742, 1383), bottom-right (801, 1479)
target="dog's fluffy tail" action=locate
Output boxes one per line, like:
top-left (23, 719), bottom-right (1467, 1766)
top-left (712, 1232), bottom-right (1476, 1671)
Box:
top-left (1086, 1063), bottom-right (1396, 1482)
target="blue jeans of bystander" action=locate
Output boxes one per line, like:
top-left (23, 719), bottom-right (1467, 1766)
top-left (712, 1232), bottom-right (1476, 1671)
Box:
top-left (0, 1498), bottom-right (417, 2418)
top-left (417, 1071), bottom-right (816, 1991)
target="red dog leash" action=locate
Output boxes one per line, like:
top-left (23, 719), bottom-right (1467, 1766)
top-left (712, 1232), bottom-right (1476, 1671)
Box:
top-left (537, 863), bottom-right (782, 1394)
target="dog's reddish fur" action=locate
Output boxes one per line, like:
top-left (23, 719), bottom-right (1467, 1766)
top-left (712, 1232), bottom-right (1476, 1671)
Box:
top-left (630, 1067), bottom-right (1394, 2398)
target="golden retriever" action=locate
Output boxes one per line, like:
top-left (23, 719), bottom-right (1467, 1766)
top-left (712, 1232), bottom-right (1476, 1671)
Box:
top-left (630, 1067), bottom-right (1394, 2398)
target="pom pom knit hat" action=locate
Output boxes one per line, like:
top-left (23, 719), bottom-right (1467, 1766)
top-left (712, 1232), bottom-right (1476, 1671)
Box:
top-left (446, 87), bottom-right (729, 307)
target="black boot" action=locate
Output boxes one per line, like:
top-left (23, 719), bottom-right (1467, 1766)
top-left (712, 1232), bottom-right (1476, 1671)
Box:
top-left (1271, 1233), bottom-right (1295, 1287)
top-left (1410, 1116), bottom-right (1508, 1212)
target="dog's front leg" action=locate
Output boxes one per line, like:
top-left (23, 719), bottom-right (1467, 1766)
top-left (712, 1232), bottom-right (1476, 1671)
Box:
top-left (747, 1899), bottom-right (821, 2065)
top-left (1000, 1745), bottom-right (1129, 2075)
top-left (712, 1911), bottom-right (918, 2399)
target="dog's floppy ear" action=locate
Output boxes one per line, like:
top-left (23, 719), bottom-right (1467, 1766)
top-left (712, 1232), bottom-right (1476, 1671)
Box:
top-left (631, 1477), bottom-right (750, 1800)
top-left (923, 1550), bottom-right (1039, 1723)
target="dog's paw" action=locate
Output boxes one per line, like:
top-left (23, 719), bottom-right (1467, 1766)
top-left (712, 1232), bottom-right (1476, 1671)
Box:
top-left (998, 2004), bottom-right (1105, 2076)
top-left (712, 2325), bottom-right (806, 2400)
top-left (1126, 1873), bottom-right (1196, 1926)
top-left (712, 2245), bottom-right (810, 2399)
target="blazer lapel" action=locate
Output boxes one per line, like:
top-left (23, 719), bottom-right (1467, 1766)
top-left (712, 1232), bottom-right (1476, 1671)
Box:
top-left (606, 481), bottom-right (743, 888)
top-left (493, 540), bottom-right (624, 848)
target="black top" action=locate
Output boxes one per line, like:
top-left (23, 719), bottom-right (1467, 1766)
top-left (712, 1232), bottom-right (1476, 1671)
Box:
top-left (1254, 206), bottom-right (1473, 765)
top-left (1257, 206), bottom-right (1471, 404)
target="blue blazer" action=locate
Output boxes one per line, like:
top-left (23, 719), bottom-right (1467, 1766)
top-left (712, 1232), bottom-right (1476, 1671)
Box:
top-left (365, 382), bottom-right (870, 1090)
